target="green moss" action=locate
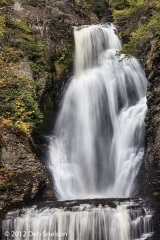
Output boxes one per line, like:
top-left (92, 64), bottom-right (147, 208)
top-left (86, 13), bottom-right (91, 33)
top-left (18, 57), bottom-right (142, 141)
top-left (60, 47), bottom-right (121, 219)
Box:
top-left (0, 182), bottom-right (16, 192)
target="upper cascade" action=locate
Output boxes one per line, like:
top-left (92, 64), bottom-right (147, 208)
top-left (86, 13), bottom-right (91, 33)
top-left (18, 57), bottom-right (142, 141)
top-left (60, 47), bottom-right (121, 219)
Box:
top-left (48, 24), bottom-right (147, 200)
top-left (74, 23), bottom-right (121, 76)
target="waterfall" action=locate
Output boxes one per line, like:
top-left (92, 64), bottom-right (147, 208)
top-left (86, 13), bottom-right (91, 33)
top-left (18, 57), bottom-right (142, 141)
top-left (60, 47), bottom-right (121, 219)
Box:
top-left (2, 24), bottom-right (153, 240)
top-left (48, 24), bottom-right (147, 200)
top-left (2, 200), bottom-right (153, 240)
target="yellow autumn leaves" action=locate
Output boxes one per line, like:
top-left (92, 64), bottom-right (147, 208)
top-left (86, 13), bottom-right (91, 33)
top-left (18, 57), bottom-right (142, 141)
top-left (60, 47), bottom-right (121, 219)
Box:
top-left (0, 48), bottom-right (43, 136)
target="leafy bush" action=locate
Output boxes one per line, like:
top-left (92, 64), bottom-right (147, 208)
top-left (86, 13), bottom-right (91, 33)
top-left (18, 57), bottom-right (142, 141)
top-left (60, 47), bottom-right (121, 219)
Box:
top-left (109, 0), bottom-right (160, 58)
top-left (27, 41), bottom-right (45, 60)
top-left (5, 18), bottom-right (31, 33)
top-left (94, 0), bottom-right (106, 17)
top-left (82, 2), bottom-right (92, 11)
top-left (108, 0), bottom-right (129, 10)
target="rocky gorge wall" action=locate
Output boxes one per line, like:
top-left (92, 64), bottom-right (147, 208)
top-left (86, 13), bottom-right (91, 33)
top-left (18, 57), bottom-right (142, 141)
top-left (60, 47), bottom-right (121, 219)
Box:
top-left (145, 36), bottom-right (160, 239)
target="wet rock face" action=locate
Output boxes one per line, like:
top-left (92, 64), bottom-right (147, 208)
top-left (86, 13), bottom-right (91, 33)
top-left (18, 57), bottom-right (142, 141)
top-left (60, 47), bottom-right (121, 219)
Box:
top-left (0, 130), bottom-right (54, 219)
top-left (145, 36), bottom-right (160, 240)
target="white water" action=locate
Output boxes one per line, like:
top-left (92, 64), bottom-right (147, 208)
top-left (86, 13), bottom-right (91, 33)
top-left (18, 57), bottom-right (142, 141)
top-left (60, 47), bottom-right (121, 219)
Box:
top-left (48, 24), bottom-right (147, 200)
top-left (2, 201), bottom-right (153, 240)
top-left (2, 24), bottom-right (153, 240)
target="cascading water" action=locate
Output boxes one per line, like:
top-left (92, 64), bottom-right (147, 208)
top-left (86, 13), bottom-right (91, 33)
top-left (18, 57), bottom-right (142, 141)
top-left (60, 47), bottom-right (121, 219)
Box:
top-left (2, 200), bottom-right (153, 240)
top-left (48, 24), bottom-right (147, 200)
top-left (2, 24), bottom-right (154, 240)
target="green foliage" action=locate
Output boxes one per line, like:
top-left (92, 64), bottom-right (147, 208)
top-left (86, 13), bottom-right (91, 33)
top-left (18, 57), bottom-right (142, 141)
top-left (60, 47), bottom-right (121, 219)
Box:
top-left (82, 0), bottom-right (106, 17)
top-left (148, 11), bottom-right (160, 36)
top-left (27, 41), bottom-right (45, 60)
top-left (109, 0), bottom-right (160, 58)
top-left (13, 20), bottom-right (31, 33)
top-left (5, 18), bottom-right (31, 33)
top-left (108, 0), bottom-right (129, 10)
top-left (26, 41), bottom-right (50, 79)
top-left (5, 19), bottom-right (48, 79)
top-left (82, 2), bottom-right (92, 11)
top-left (30, 61), bottom-right (49, 78)
top-left (2, 16), bottom-right (49, 78)
top-left (0, 13), bottom-right (51, 136)
top-left (13, 86), bottom-right (43, 133)
top-left (0, 16), bottom-right (5, 37)
top-left (28, 0), bottom-right (46, 7)
top-left (28, 0), bottom-right (37, 7)
top-left (53, 28), bottom-right (74, 78)
top-left (3, 46), bottom-right (24, 62)
top-left (94, 0), bottom-right (106, 17)
top-left (0, 0), bottom-right (13, 6)
top-left (0, 12), bottom-right (74, 137)
top-left (0, 48), bottom-right (43, 135)
top-left (0, 182), bottom-right (16, 192)
top-left (122, 24), bottom-right (151, 56)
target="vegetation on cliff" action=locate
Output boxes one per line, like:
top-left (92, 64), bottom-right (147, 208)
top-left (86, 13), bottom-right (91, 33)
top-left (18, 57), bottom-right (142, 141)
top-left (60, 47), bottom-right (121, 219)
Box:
top-left (107, 0), bottom-right (160, 59)
top-left (81, 0), bottom-right (107, 17)
top-left (0, 0), bottom-right (76, 137)
top-left (0, 16), bottom-right (45, 136)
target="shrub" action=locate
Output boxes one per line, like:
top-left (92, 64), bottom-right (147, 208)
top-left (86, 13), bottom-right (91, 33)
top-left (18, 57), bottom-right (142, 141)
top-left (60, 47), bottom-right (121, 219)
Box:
top-left (5, 18), bottom-right (31, 33)
top-left (110, 0), bottom-right (160, 58)
top-left (82, 2), bottom-right (92, 11)
top-left (0, 58), bottom-right (43, 136)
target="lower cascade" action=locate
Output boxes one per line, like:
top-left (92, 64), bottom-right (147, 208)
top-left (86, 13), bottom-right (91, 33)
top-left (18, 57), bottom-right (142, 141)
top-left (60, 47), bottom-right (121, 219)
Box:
top-left (2, 24), bottom-right (154, 239)
top-left (3, 199), bottom-right (153, 240)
